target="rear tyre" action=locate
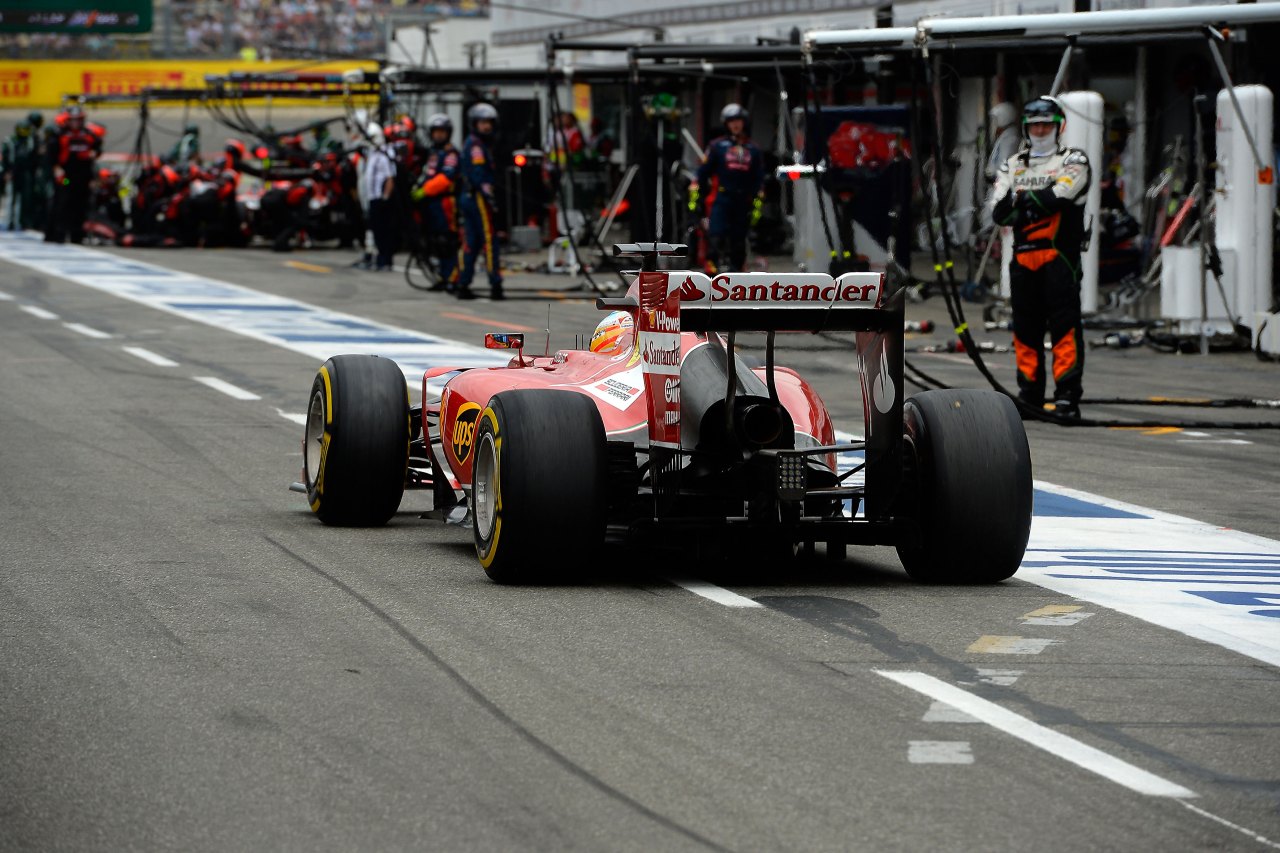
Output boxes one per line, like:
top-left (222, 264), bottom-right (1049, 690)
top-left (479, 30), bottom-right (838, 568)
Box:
top-left (896, 390), bottom-right (1032, 583)
top-left (304, 354), bottom-right (410, 526)
top-left (472, 390), bottom-right (607, 583)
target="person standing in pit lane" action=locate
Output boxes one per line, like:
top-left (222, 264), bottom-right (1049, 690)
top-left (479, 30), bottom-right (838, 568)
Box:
top-left (688, 103), bottom-right (765, 274)
top-left (45, 105), bottom-right (103, 244)
top-left (362, 121), bottom-right (398, 271)
top-left (2, 121), bottom-right (38, 230)
top-left (410, 113), bottom-right (463, 292)
top-left (455, 103), bottom-right (504, 301)
top-left (988, 96), bottom-right (1091, 419)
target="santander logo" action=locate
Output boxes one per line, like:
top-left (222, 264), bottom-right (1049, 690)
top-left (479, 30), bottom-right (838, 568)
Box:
top-left (673, 271), bottom-right (881, 307)
top-left (677, 276), bottom-right (705, 300)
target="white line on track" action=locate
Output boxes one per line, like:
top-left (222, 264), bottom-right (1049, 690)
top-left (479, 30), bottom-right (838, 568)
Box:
top-left (908, 740), bottom-right (974, 763)
top-left (193, 376), bottom-right (261, 401)
top-left (0, 290), bottom-right (12, 300)
top-left (1180, 801), bottom-right (1280, 850)
top-left (275, 409), bottom-right (307, 426)
top-left (669, 579), bottom-right (763, 608)
top-left (64, 322), bottom-right (111, 339)
top-left (122, 346), bottom-right (179, 367)
top-left (875, 670), bottom-right (1196, 798)
top-left (19, 304), bottom-right (58, 320)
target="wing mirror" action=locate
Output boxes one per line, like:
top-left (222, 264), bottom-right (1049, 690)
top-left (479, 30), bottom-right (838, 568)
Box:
top-left (485, 332), bottom-right (526, 365)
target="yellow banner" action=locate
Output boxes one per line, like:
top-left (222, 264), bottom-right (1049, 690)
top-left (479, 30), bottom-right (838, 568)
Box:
top-left (0, 59), bottom-right (379, 108)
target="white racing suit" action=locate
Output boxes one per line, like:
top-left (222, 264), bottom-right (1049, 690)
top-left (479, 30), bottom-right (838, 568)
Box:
top-left (989, 145), bottom-right (1091, 408)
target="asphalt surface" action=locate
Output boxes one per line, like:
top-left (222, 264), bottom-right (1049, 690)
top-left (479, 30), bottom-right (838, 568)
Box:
top-left (1, 240), bottom-right (1278, 851)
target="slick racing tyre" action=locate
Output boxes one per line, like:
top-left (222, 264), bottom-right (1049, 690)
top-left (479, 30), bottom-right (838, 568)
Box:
top-left (304, 354), bottom-right (410, 526)
top-left (472, 390), bottom-right (607, 583)
top-left (895, 389), bottom-right (1032, 584)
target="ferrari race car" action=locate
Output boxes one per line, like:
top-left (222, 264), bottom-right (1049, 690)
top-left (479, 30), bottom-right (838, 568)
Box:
top-left (297, 243), bottom-right (1032, 584)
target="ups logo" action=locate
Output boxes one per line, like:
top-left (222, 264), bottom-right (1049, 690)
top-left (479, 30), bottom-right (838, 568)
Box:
top-left (450, 402), bottom-right (481, 464)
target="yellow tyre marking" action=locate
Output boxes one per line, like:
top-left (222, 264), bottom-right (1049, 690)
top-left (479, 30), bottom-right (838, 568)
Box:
top-left (319, 365), bottom-right (333, 426)
top-left (310, 365), bottom-right (335, 509)
top-left (477, 407), bottom-right (503, 570)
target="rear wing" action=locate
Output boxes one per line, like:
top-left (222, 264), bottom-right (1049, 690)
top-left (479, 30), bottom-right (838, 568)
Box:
top-left (604, 243), bottom-right (905, 519)
top-left (674, 271), bottom-right (893, 333)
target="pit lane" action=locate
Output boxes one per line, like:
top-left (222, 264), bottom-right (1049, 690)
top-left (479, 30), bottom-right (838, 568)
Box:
top-left (1, 237), bottom-right (1277, 851)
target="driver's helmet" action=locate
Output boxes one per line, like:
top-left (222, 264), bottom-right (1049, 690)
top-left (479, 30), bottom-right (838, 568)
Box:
top-left (1021, 96), bottom-right (1066, 144)
top-left (589, 310), bottom-right (635, 354)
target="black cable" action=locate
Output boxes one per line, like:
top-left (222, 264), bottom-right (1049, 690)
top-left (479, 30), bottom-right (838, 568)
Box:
top-left (905, 358), bottom-right (951, 391)
top-left (1081, 396), bottom-right (1280, 408)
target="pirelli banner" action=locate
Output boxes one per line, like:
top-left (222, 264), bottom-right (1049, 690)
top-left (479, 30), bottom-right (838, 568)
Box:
top-left (0, 60), bottom-right (380, 108)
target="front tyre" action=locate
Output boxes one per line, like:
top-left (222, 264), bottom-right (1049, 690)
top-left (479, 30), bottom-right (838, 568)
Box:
top-left (304, 354), bottom-right (410, 526)
top-left (895, 389), bottom-right (1032, 583)
top-left (472, 390), bottom-right (607, 583)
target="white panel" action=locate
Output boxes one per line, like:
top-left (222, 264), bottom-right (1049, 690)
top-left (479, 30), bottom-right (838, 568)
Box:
top-left (1058, 91), bottom-right (1104, 313)
top-left (1215, 85), bottom-right (1275, 329)
top-left (1160, 245), bottom-right (1233, 330)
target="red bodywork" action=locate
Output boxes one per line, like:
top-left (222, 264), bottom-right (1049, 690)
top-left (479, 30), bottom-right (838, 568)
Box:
top-left (425, 284), bottom-right (841, 491)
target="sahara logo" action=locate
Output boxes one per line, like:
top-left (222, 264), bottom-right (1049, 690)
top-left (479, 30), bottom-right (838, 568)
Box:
top-left (451, 402), bottom-right (481, 464)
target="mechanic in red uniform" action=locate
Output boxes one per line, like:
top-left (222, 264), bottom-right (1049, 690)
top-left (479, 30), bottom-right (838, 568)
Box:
top-left (989, 97), bottom-right (1091, 419)
top-left (45, 105), bottom-right (103, 243)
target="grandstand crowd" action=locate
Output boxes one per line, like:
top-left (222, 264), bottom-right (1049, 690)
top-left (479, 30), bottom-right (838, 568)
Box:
top-left (0, 0), bottom-right (487, 60)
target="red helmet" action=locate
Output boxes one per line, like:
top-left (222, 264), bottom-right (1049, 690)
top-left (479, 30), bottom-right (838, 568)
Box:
top-left (225, 138), bottom-right (247, 162)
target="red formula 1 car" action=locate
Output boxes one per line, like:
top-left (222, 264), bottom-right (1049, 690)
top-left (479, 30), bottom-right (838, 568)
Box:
top-left (298, 243), bottom-right (1032, 584)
